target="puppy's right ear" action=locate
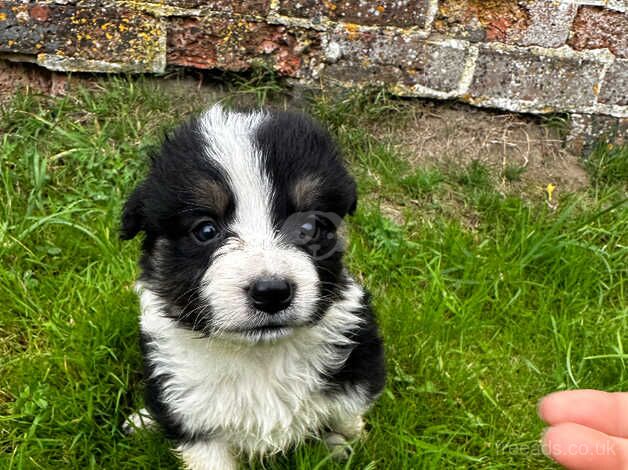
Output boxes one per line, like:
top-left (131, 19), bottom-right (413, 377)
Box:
top-left (120, 185), bottom-right (145, 240)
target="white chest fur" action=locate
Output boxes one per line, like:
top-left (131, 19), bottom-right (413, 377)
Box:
top-left (138, 282), bottom-right (368, 455)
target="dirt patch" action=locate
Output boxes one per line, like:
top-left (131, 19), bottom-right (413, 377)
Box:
top-left (0, 59), bottom-right (107, 105)
top-left (0, 59), bottom-right (58, 102)
top-left (374, 101), bottom-right (589, 202)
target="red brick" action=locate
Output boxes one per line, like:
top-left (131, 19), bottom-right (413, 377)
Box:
top-left (569, 6), bottom-right (628, 58)
top-left (166, 17), bottom-right (314, 76)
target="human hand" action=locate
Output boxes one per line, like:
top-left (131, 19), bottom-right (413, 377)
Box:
top-left (538, 390), bottom-right (628, 469)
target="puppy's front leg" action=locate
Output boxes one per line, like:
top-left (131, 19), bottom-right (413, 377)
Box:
top-left (325, 413), bottom-right (366, 460)
top-left (178, 439), bottom-right (237, 470)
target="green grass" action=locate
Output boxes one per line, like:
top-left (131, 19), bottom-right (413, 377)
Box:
top-left (1, 78), bottom-right (627, 469)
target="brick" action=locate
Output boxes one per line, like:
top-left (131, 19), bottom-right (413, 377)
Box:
top-left (569, 6), bottom-right (628, 58)
top-left (142, 0), bottom-right (270, 16)
top-left (568, 1), bottom-right (627, 13)
top-left (514, 1), bottom-right (576, 48)
top-left (599, 59), bottom-right (628, 106)
top-left (435, 1), bottom-right (577, 48)
top-left (567, 113), bottom-right (627, 155)
top-left (166, 17), bottom-right (315, 76)
top-left (469, 47), bottom-right (606, 110)
top-left (277, 0), bottom-right (432, 28)
top-left (0, 2), bottom-right (164, 72)
top-left (322, 30), bottom-right (468, 92)
top-left (434, 0), bottom-right (529, 42)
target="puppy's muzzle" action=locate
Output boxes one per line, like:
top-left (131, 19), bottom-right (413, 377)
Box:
top-left (248, 277), bottom-right (295, 314)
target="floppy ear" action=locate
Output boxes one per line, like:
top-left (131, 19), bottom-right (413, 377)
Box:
top-left (120, 185), bottom-right (146, 240)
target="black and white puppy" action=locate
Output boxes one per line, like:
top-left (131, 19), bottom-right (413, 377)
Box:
top-left (121, 105), bottom-right (385, 469)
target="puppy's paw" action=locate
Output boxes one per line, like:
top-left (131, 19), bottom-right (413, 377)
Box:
top-left (324, 432), bottom-right (352, 461)
top-left (332, 414), bottom-right (366, 440)
top-left (123, 408), bottom-right (155, 435)
top-left (179, 440), bottom-right (237, 470)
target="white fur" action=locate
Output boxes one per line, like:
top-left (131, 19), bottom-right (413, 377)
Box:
top-left (137, 278), bottom-right (370, 457)
top-left (123, 407), bottom-right (156, 434)
top-left (178, 440), bottom-right (237, 470)
top-left (196, 105), bottom-right (321, 338)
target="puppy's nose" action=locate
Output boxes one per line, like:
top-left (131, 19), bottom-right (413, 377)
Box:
top-left (248, 278), bottom-right (294, 314)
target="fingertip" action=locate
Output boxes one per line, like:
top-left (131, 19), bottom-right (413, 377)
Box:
top-left (538, 391), bottom-right (562, 422)
top-left (537, 395), bottom-right (549, 421)
top-left (540, 426), bottom-right (551, 456)
top-left (540, 423), bottom-right (623, 470)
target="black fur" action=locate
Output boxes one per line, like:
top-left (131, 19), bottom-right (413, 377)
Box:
top-left (122, 118), bottom-right (235, 331)
top-left (324, 292), bottom-right (386, 399)
top-left (255, 111), bottom-right (357, 320)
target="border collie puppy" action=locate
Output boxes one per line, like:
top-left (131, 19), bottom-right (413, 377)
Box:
top-left (121, 105), bottom-right (385, 470)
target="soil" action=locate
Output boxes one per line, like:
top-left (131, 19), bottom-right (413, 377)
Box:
top-left (372, 101), bottom-right (589, 201)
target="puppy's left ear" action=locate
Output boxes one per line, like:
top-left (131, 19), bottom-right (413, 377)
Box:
top-left (120, 185), bottom-right (146, 240)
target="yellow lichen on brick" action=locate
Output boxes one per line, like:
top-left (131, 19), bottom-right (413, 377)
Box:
top-left (344, 22), bottom-right (360, 40)
top-left (323, 0), bottom-right (337, 12)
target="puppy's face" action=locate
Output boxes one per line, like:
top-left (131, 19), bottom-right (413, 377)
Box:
top-left (122, 106), bottom-right (357, 342)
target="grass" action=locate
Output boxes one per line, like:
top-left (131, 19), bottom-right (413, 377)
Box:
top-left (1, 76), bottom-right (627, 469)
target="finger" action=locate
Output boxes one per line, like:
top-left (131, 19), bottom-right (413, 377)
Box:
top-left (542, 423), bottom-right (628, 470)
top-left (539, 390), bottom-right (628, 438)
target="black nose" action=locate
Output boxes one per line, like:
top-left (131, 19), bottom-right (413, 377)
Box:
top-left (248, 278), bottom-right (294, 314)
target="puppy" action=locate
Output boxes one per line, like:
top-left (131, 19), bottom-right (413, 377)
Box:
top-left (121, 105), bottom-right (385, 469)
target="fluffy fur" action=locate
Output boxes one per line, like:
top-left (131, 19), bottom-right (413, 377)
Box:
top-left (121, 105), bottom-right (385, 469)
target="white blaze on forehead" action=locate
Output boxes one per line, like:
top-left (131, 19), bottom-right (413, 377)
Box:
top-left (198, 105), bottom-right (275, 244)
top-left (197, 106), bottom-right (320, 334)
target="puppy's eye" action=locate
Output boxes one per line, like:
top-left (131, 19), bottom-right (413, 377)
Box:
top-left (299, 221), bottom-right (317, 239)
top-left (192, 221), bottom-right (218, 243)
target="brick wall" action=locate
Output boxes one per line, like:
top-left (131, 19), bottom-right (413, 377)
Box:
top-left (0, 1), bottom-right (626, 147)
